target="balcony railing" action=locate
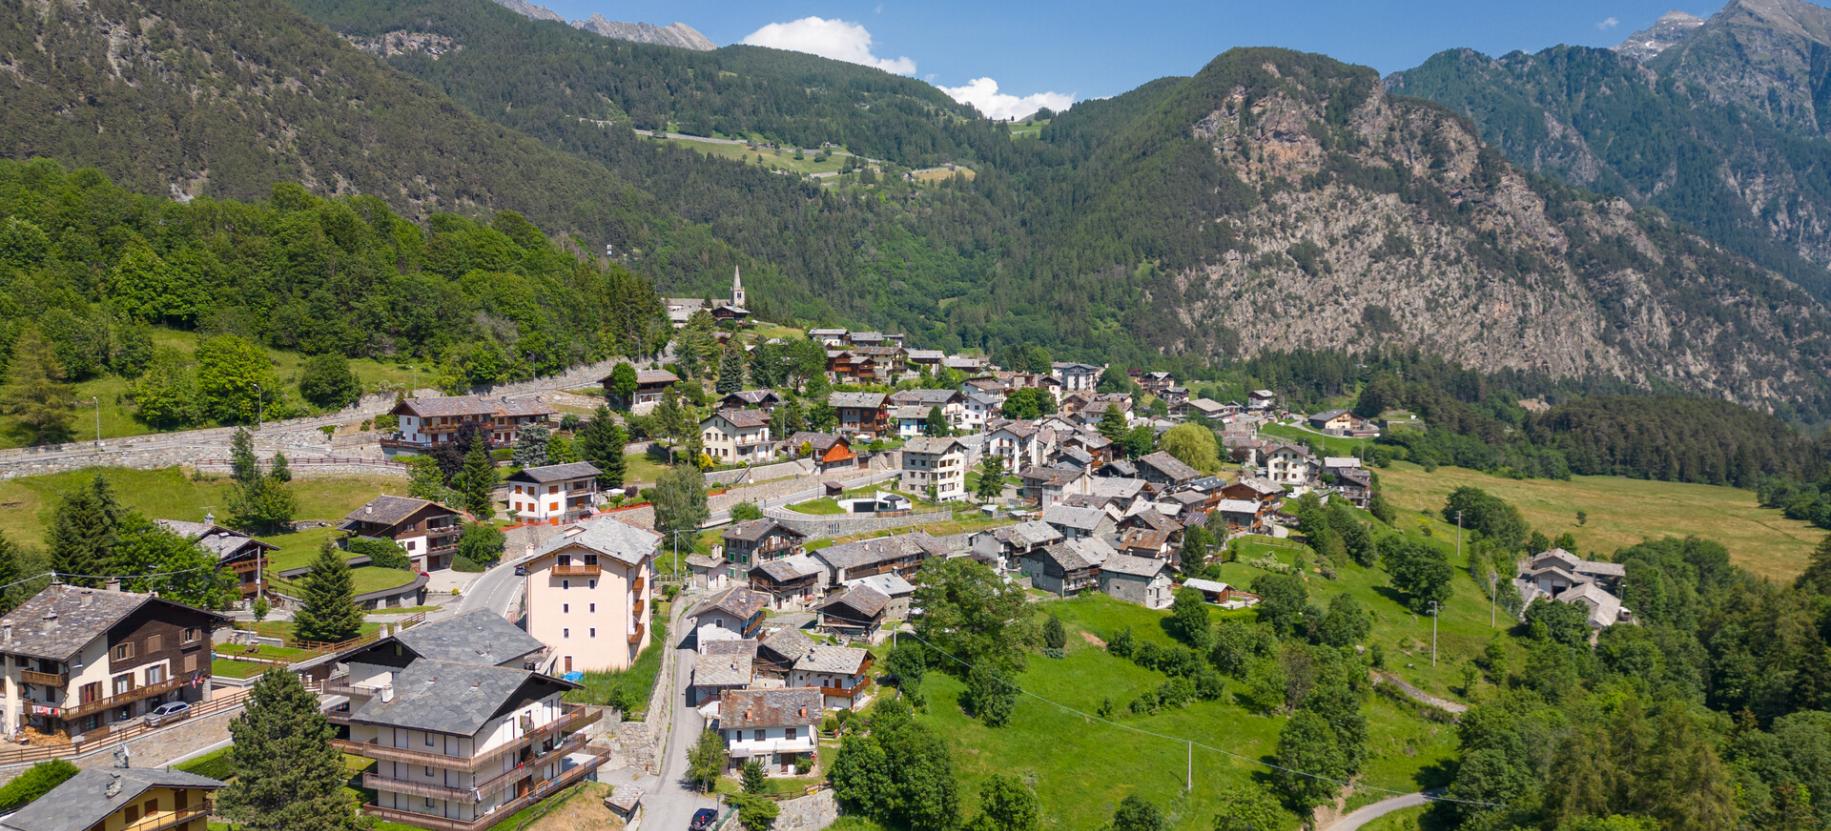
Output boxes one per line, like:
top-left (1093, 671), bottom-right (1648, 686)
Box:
top-left (20, 670), bottom-right (65, 687)
top-left (627, 621), bottom-right (646, 645)
top-left (361, 772), bottom-right (476, 803)
top-left (361, 749), bottom-right (608, 831)
top-left (335, 706), bottom-right (599, 772)
top-left (118, 806), bottom-right (212, 831)
top-left (64, 675), bottom-right (189, 720)
top-left (551, 563), bottom-right (601, 577)
top-left (820, 676), bottom-right (873, 700)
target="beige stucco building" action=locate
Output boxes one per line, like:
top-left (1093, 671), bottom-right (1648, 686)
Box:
top-left (522, 518), bottom-right (659, 674)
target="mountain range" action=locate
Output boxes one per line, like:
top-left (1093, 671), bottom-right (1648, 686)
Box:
top-left (5, 0), bottom-right (1831, 417)
top-left (486, 0), bottom-right (715, 50)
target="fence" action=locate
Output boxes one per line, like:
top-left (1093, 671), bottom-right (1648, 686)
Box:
top-left (0, 688), bottom-right (251, 768)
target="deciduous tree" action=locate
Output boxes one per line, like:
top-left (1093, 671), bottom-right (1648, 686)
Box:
top-left (298, 353), bottom-right (361, 409)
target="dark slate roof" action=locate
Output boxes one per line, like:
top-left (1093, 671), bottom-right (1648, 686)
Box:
top-left (793, 644), bottom-right (870, 674)
top-left (888, 388), bottom-right (962, 407)
top-left (1138, 451), bottom-right (1200, 482)
top-left (398, 394), bottom-right (553, 419)
top-left (349, 659), bottom-right (571, 736)
top-left (724, 518), bottom-right (803, 544)
top-left (723, 390), bottom-right (781, 406)
top-left (708, 408), bottom-right (770, 430)
top-left (1030, 541), bottom-right (1097, 572)
top-left (0, 586), bottom-right (223, 662)
top-left (531, 517), bottom-right (660, 566)
top-left (719, 687), bottom-right (822, 729)
top-left (828, 392), bottom-right (888, 409)
top-left (758, 627), bottom-right (815, 664)
top-left (632, 369), bottom-right (680, 385)
top-left (508, 461), bottom-right (602, 483)
top-left (702, 638), bottom-right (760, 658)
top-left (1100, 553), bottom-right (1168, 578)
top-left (153, 519), bottom-right (273, 562)
top-left (817, 585), bottom-right (889, 619)
top-left (393, 611), bottom-right (546, 667)
top-left (753, 556), bottom-right (823, 583)
top-left (1309, 408), bottom-right (1351, 421)
top-left (695, 653), bottom-right (754, 688)
top-left (812, 532), bottom-right (948, 572)
top-left (691, 587), bottom-right (771, 622)
top-left (0, 767), bottom-right (223, 831)
top-left (1042, 504), bottom-right (1108, 532)
top-left (901, 436), bottom-right (965, 455)
top-left (785, 431), bottom-right (847, 452)
top-left (342, 495), bottom-right (452, 529)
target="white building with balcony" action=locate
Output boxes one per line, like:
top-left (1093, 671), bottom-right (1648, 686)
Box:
top-left (899, 437), bottom-right (968, 502)
top-left (506, 462), bottom-right (603, 524)
top-left (701, 409), bottom-right (776, 465)
top-left (716, 687), bottom-right (823, 775)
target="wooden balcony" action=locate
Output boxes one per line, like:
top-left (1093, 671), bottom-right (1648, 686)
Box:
top-left (19, 670), bottom-right (65, 687)
top-left (551, 562), bottom-right (601, 577)
top-left (334, 706), bottom-right (598, 772)
top-left (64, 675), bottom-right (189, 720)
top-left (362, 772), bottom-right (476, 803)
top-left (821, 676), bottom-right (873, 700)
top-left (628, 621), bottom-right (646, 645)
top-left (118, 805), bottom-right (211, 831)
top-left (361, 748), bottom-right (607, 831)
top-left (630, 575), bottom-right (645, 594)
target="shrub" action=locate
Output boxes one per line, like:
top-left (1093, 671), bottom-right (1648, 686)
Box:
top-left (345, 536), bottom-right (411, 570)
top-left (0, 760), bottom-right (78, 811)
top-left (451, 555), bottom-right (485, 573)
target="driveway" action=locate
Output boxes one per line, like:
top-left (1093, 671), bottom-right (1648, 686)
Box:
top-left (1322, 791), bottom-right (1437, 831)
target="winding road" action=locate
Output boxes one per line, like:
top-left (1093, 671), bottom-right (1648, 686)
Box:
top-left (1322, 791), bottom-right (1438, 831)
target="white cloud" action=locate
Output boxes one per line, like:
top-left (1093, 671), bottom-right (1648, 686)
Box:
top-left (1596, 16), bottom-right (1620, 30)
top-left (938, 77), bottom-right (1075, 121)
top-left (741, 17), bottom-right (915, 75)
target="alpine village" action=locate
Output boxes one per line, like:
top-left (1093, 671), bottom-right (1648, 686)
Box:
top-left (0, 1), bottom-right (1829, 830)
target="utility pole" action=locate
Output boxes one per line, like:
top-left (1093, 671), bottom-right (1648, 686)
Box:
top-left (1488, 572), bottom-right (1497, 628)
top-left (1429, 600), bottom-right (1440, 667)
top-left (1186, 740), bottom-right (1193, 793)
top-left (90, 396), bottom-right (101, 447)
top-left (1455, 509), bottom-right (1463, 565)
top-left (253, 382), bottom-right (264, 431)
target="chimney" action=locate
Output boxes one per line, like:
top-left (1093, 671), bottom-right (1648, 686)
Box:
top-left (103, 578), bottom-right (120, 593)
top-left (104, 772), bottom-right (123, 798)
top-left (82, 588), bottom-right (98, 606)
top-left (379, 686), bottom-right (395, 703)
top-left (3, 621), bottom-right (13, 645)
top-left (40, 611), bottom-right (57, 632)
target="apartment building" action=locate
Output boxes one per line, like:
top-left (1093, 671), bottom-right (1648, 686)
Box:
top-left (899, 437), bottom-right (968, 502)
top-left (0, 585), bottom-right (224, 741)
top-left (506, 462), bottom-right (603, 524)
top-left (522, 518), bottom-right (658, 674)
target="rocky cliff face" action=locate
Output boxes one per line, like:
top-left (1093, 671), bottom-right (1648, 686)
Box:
top-left (1651, 0), bottom-right (1831, 136)
top-left (486, 0), bottom-right (714, 50)
top-left (1136, 52), bottom-right (1831, 411)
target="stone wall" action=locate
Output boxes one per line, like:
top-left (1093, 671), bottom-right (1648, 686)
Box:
top-left (0, 704), bottom-right (241, 786)
top-left (774, 790), bottom-right (839, 831)
top-left (763, 506), bottom-right (954, 538)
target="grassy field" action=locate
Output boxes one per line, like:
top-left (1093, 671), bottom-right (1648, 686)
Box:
top-left (1260, 423), bottom-right (1372, 457)
top-left (0, 467), bottom-right (404, 544)
top-left (1009, 117), bottom-right (1052, 139)
top-left (1378, 462), bottom-right (1821, 580)
top-left (4, 328), bottom-right (425, 448)
top-left (913, 594), bottom-right (1455, 831)
top-left (651, 133), bottom-right (853, 177)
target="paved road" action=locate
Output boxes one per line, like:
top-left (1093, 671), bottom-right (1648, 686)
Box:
top-left (640, 633), bottom-right (719, 831)
top-left (1322, 791), bottom-right (1436, 831)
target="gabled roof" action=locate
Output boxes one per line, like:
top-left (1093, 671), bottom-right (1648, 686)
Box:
top-left (694, 653), bottom-right (754, 688)
top-left (1323, 456), bottom-right (1362, 469)
top-left (906, 349), bottom-right (946, 362)
top-left (813, 532), bottom-right (948, 572)
top-left (829, 392), bottom-right (888, 409)
top-left (793, 643), bottom-right (871, 675)
top-left (817, 584), bottom-right (890, 619)
top-left (889, 388), bottom-right (963, 406)
top-left (719, 687), bottom-right (822, 729)
top-left (530, 517), bottom-right (660, 567)
top-left (349, 659), bottom-right (572, 736)
top-left (342, 495), bottom-right (457, 529)
top-left (1020, 465), bottom-right (1083, 488)
top-left (1138, 451), bottom-right (1200, 482)
top-left (0, 586), bottom-right (225, 662)
top-left (1121, 509), bottom-right (1179, 533)
top-left (723, 390), bottom-right (782, 406)
top-left (758, 626), bottom-right (815, 664)
top-left (992, 520), bottom-right (1064, 548)
top-left (902, 436), bottom-right (966, 455)
top-left (1226, 477), bottom-right (1283, 496)
top-left (724, 518), bottom-right (805, 544)
top-left (1309, 408), bottom-right (1351, 421)
top-left (847, 572), bottom-right (916, 598)
top-left (706, 408), bottom-right (771, 430)
top-left (390, 610), bottom-right (546, 667)
top-left (889, 405), bottom-right (931, 421)
top-left (702, 639), bottom-right (759, 658)
top-left (396, 394), bottom-right (554, 419)
top-left (633, 369), bottom-right (680, 385)
top-left (153, 519), bottom-right (275, 562)
top-left (1216, 499), bottom-right (1263, 514)
top-left (1182, 578), bottom-right (1234, 594)
top-left (1029, 541), bottom-right (1097, 572)
top-left (753, 556), bottom-right (824, 583)
top-left (1101, 554), bottom-right (1168, 578)
top-left (786, 431), bottom-right (849, 452)
top-left (0, 767), bottom-right (224, 831)
top-left (507, 461), bottom-right (602, 484)
top-left (692, 587), bottom-right (771, 622)
top-left (1042, 504), bottom-right (1109, 532)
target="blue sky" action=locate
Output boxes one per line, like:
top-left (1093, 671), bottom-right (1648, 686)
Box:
top-left (534, 1), bottom-right (1728, 116)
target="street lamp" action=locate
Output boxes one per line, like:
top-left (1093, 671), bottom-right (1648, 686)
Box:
top-left (1429, 600), bottom-right (1440, 667)
top-left (90, 396), bottom-right (101, 447)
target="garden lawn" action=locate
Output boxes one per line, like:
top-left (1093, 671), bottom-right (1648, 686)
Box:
top-left (210, 658), bottom-right (270, 679)
top-left (625, 450), bottom-right (672, 485)
top-left (913, 594), bottom-right (1453, 831)
top-left (1377, 461), bottom-right (1820, 580)
top-left (236, 620), bottom-right (383, 648)
top-left (786, 498), bottom-right (844, 515)
top-left (1260, 423), bottom-right (1372, 457)
top-left (0, 467), bottom-right (403, 544)
top-left (563, 617), bottom-right (669, 716)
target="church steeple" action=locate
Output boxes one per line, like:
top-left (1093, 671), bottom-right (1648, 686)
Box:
top-left (731, 265), bottom-right (746, 309)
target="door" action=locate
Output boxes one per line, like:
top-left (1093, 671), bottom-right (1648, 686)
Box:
top-left (563, 656), bottom-right (572, 673)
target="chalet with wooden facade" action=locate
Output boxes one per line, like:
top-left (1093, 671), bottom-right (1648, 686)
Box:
top-left (385, 395), bottom-right (555, 452)
top-left (154, 517), bottom-right (274, 602)
top-left (340, 496), bottom-right (464, 572)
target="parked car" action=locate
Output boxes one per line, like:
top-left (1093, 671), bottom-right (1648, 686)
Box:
top-left (690, 808), bottom-right (719, 831)
top-left (514, 564), bottom-right (528, 576)
top-left (143, 700), bottom-right (191, 727)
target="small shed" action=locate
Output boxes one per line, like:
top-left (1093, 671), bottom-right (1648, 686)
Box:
top-left (605, 784), bottom-right (644, 827)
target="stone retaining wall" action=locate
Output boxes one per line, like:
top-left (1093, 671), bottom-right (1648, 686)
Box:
top-left (774, 790), bottom-right (839, 831)
top-left (0, 704), bottom-right (242, 787)
top-left (764, 506), bottom-right (954, 538)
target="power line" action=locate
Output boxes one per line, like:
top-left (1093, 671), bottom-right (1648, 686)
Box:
top-left (898, 630), bottom-right (1499, 810)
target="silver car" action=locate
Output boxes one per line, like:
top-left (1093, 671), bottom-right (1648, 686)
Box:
top-left (143, 700), bottom-right (190, 727)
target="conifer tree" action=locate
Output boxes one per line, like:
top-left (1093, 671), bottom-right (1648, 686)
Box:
top-left (268, 451), bottom-right (291, 482)
top-left (0, 531), bottom-right (22, 615)
top-left (46, 475), bottom-right (122, 586)
top-left (453, 434), bottom-right (496, 520)
top-left (924, 405), bottom-right (950, 437)
top-left (217, 670), bottom-right (361, 830)
top-left (1098, 404), bottom-right (1128, 442)
top-left (577, 407), bottom-right (627, 488)
top-left (0, 327), bottom-right (75, 446)
top-left (292, 542), bottom-right (361, 643)
top-left (717, 345), bottom-right (746, 394)
top-left (229, 427), bottom-right (258, 487)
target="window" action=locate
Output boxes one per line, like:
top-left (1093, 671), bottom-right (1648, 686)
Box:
top-left (112, 673), bottom-right (134, 696)
top-left (787, 727), bottom-right (797, 740)
top-left (589, 603), bottom-right (596, 613)
top-left (589, 628), bottom-right (596, 638)
top-left (589, 579), bottom-right (597, 590)
top-left (183, 654), bottom-right (197, 673)
top-left (145, 634), bottom-right (162, 653)
top-left (144, 798), bottom-right (157, 815)
top-left (562, 603), bottom-right (569, 613)
top-left (124, 805), bottom-right (141, 823)
top-left (425, 733), bottom-right (435, 747)
top-left (562, 580), bottom-right (569, 590)
top-left (562, 628), bottom-right (570, 639)
top-left (114, 643), bottom-right (134, 661)
top-left (145, 665), bottom-right (166, 685)
top-left (425, 797), bottom-right (436, 809)
top-left (753, 730), bottom-right (765, 741)
top-left (183, 627), bottom-right (200, 645)
top-left (424, 766), bottom-right (433, 776)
